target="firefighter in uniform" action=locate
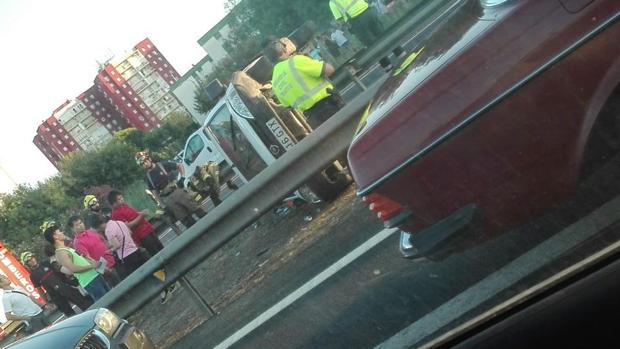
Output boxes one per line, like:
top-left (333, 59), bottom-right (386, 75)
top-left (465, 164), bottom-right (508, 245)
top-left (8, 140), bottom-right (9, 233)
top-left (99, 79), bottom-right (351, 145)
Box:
top-left (135, 151), bottom-right (206, 228)
top-left (21, 251), bottom-right (93, 316)
top-left (329, 0), bottom-right (383, 47)
top-left (265, 38), bottom-right (344, 129)
top-left (188, 161), bottom-right (239, 207)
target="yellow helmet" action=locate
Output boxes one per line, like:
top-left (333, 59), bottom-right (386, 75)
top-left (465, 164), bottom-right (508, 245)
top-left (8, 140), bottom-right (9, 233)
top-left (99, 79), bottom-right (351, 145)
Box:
top-left (40, 220), bottom-right (57, 233)
top-left (83, 194), bottom-right (98, 209)
top-left (20, 251), bottom-right (34, 265)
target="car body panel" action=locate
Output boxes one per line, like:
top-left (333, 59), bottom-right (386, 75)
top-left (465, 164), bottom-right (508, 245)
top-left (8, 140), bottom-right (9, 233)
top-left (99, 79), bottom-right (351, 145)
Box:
top-left (348, 0), bottom-right (620, 235)
top-left (5, 309), bottom-right (154, 349)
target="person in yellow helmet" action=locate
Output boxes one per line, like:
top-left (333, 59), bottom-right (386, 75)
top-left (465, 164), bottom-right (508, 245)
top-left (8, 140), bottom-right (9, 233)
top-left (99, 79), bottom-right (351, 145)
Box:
top-left (20, 251), bottom-right (92, 316)
top-left (329, 0), bottom-right (383, 47)
top-left (264, 37), bottom-right (344, 128)
top-left (84, 194), bottom-right (111, 221)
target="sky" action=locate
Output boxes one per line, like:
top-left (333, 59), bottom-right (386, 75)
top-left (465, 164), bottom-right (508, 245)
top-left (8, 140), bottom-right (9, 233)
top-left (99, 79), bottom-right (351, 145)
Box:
top-left (0, 0), bottom-right (227, 193)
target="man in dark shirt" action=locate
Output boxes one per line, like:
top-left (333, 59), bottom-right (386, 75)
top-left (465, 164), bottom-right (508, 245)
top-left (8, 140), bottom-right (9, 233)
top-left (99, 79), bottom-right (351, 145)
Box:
top-left (21, 251), bottom-right (92, 316)
top-left (135, 151), bottom-right (206, 228)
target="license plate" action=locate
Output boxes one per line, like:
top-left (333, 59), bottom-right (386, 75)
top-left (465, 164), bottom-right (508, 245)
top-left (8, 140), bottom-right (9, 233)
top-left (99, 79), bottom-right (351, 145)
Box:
top-left (266, 118), bottom-right (295, 150)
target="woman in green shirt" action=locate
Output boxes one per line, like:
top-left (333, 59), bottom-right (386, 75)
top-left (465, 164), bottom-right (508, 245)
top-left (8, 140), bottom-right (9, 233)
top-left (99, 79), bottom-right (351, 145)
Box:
top-left (43, 224), bottom-right (110, 301)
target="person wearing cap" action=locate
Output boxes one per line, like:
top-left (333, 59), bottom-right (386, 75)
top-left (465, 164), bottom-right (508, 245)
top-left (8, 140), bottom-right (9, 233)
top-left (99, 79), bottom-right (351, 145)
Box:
top-left (43, 224), bottom-right (109, 301)
top-left (21, 251), bottom-right (92, 316)
top-left (0, 275), bottom-right (51, 334)
top-left (135, 151), bottom-right (206, 229)
top-left (264, 37), bottom-right (344, 129)
top-left (329, 0), bottom-right (383, 47)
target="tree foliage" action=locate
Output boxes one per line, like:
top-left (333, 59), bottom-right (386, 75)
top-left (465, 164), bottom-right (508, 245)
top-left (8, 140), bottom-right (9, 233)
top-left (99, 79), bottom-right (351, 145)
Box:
top-left (0, 113), bottom-right (198, 250)
top-left (222, 0), bottom-right (333, 70)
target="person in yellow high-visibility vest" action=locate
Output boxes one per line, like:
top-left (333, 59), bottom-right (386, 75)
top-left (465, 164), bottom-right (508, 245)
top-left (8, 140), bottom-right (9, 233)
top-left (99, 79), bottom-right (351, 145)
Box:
top-left (329, 0), bottom-right (383, 47)
top-left (264, 38), bottom-right (345, 128)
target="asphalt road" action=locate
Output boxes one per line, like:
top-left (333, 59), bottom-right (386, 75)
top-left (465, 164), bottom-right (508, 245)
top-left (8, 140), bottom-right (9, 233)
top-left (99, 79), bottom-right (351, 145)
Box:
top-left (170, 155), bottom-right (620, 349)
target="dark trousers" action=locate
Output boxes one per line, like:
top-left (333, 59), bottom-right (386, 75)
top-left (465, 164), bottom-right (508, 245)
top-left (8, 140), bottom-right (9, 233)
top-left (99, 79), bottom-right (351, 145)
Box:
top-left (304, 94), bottom-right (346, 129)
top-left (25, 311), bottom-right (50, 334)
top-left (141, 233), bottom-right (164, 257)
top-left (117, 251), bottom-right (147, 279)
top-left (48, 284), bottom-right (93, 315)
top-left (350, 9), bottom-right (384, 47)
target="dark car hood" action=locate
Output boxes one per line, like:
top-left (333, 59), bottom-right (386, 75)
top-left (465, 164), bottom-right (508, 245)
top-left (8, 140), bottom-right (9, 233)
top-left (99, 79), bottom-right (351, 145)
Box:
top-left (348, 0), bottom-right (525, 193)
top-left (6, 310), bottom-right (98, 348)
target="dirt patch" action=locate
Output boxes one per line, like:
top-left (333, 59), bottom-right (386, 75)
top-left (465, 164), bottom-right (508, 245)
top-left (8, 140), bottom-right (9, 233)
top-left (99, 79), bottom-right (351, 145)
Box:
top-left (128, 186), bottom-right (371, 348)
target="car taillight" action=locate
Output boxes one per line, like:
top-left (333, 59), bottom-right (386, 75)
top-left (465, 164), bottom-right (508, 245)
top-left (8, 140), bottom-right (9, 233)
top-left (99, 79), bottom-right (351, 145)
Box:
top-left (363, 193), bottom-right (404, 222)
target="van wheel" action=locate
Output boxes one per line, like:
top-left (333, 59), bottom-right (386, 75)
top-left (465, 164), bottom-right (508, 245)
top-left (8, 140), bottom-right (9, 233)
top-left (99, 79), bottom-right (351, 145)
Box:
top-left (304, 161), bottom-right (352, 202)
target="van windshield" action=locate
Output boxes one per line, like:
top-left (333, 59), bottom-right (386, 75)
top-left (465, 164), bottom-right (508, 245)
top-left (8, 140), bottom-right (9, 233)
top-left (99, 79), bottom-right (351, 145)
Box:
top-left (207, 106), bottom-right (267, 180)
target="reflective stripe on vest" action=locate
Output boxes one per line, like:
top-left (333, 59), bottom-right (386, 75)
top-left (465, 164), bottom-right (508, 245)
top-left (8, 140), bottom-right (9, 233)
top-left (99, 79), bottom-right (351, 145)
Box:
top-left (331, 0), bottom-right (366, 20)
top-left (288, 59), bottom-right (330, 109)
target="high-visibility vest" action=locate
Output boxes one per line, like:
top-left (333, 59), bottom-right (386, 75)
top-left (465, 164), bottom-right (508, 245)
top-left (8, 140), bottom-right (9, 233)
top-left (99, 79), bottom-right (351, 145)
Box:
top-left (271, 55), bottom-right (333, 111)
top-left (329, 0), bottom-right (369, 22)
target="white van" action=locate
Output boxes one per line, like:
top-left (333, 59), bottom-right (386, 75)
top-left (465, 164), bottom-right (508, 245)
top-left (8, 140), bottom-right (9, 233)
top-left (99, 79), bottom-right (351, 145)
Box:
top-left (180, 121), bottom-right (240, 187)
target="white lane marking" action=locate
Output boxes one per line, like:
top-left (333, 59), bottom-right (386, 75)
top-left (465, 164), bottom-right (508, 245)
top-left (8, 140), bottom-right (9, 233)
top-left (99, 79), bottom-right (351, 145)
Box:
top-left (214, 227), bottom-right (399, 349)
top-left (375, 194), bottom-right (620, 349)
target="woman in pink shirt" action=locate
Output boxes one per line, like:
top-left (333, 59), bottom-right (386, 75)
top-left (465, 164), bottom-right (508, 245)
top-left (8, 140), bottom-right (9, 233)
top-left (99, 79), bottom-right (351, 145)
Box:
top-left (69, 215), bottom-right (120, 286)
top-left (87, 214), bottom-right (146, 279)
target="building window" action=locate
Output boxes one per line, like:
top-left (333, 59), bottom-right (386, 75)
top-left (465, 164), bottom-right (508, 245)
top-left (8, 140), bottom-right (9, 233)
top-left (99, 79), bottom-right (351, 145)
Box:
top-left (90, 94), bottom-right (95, 99)
top-left (104, 76), bottom-right (110, 82)
top-left (64, 135), bottom-right (69, 139)
top-left (59, 129), bottom-right (63, 133)
top-left (95, 111), bottom-right (100, 115)
top-left (57, 140), bottom-right (62, 144)
top-left (158, 57), bottom-right (163, 61)
top-left (140, 103), bottom-right (145, 109)
top-left (128, 91), bottom-right (133, 95)
top-left (127, 102), bottom-right (132, 107)
top-left (153, 51), bottom-right (158, 56)
top-left (133, 97), bottom-right (139, 102)
top-left (112, 119), bottom-right (118, 125)
top-left (115, 89), bottom-right (121, 94)
top-left (70, 141), bottom-right (75, 145)
top-left (140, 47), bottom-right (146, 52)
top-left (121, 96), bottom-right (126, 101)
top-left (133, 109), bottom-right (138, 114)
top-left (158, 67), bottom-right (163, 71)
top-left (52, 134), bottom-right (57, 138)
top-left (145, 111), bottom-right (150, 115)
top-left (147, 44), bottom-right (151, 48)
top-left (138, 116), bottom-right (145, 121)
top-left (106, 123), bottom-right (112, 129)
top-left (63, 147), bottom-right (68, 151)
top-left (116, 77), bottom-right (121, 82)
top-left (147, 54), bottom-right (152, 58)
top-left (164, 63), bottom-right (168, 68)
top-left (152, 61), bottom-right (158, 65)
top-left (122, 84), bottom-right (127, 88)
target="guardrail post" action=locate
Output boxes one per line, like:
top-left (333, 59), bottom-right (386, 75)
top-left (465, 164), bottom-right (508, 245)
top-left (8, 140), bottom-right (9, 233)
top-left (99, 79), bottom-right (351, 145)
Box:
top-left (179, 276), bottom-right (216, 316)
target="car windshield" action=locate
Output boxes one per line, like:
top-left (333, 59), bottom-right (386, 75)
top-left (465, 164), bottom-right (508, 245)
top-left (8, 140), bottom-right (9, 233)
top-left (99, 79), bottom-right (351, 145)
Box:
top-left (4, 1), bottom-right (620, 349)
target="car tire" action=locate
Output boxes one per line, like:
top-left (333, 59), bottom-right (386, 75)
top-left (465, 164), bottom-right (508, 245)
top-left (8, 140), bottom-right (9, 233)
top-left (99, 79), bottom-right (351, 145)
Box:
top-left (304, 161), bottom-right (352, 202)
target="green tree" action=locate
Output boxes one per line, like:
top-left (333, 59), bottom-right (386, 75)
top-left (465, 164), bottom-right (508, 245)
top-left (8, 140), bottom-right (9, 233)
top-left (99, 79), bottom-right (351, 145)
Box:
top-left (58, 140), bottom-right (142, 195)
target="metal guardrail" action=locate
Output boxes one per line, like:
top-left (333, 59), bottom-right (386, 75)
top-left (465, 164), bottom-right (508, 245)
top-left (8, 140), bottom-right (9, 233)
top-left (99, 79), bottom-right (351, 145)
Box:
top-left (92, 0), bottom-right (462, 319)
top-left (92, 80), bottom-right (384, 318)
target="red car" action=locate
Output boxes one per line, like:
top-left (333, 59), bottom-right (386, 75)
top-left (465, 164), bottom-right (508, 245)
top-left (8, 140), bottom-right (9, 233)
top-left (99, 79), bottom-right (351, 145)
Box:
top-left (347, 0), bottom-right (620, 258)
